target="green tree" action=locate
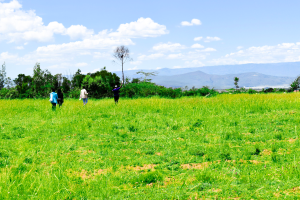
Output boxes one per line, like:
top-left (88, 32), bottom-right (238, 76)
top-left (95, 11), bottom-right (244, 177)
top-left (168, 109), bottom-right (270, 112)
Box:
top-left (32, 62), bottom-right (45, 97)
top-left (0, 62), bottom-right (6, 90)
top-left (136, 71), bottom-right (158, 82)
top-left (81, 67), bottom-right (120, 98)
top-left (14, 74), bottom-right (33, 98)
top-left (131, 78), bottom-right (140, 84)
top-left (71, 69), bottom-right (85, 89)
top-left (290, 76), bottom-right (300, 90)
top-left (4, 77), bottom-right (14, 89)
top-left (43, 69), bottom-right (54, 95)
top-left (62, 77), bottom-right (71, 93)
top-left (53, 74), bottom-right (63, 91)
top-left (234, 77), bottom-right (239, 89)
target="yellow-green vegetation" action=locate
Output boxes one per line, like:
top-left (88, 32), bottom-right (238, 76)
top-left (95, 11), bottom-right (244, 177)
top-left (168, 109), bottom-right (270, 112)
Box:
top-left (1, 94), bottom-right (300, 199)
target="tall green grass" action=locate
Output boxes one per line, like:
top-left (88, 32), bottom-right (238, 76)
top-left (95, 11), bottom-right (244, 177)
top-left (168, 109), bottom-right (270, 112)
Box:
top-left (1, 93), bottom-right (300, 199)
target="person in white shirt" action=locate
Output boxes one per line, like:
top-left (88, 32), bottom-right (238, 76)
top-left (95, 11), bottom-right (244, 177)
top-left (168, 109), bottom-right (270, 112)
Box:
top-left (80, 86), bottom-right (88, 105)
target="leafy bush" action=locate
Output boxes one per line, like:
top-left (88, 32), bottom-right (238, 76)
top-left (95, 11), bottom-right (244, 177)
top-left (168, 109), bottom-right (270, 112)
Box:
top-left (264, 88), bottom-right (274, 93)
top-left (248, 89), bottom-right (257, 94)
top-left (0, 87), bottom-right (19, 99)
top-left (131, 171), bottom-right (163, 185)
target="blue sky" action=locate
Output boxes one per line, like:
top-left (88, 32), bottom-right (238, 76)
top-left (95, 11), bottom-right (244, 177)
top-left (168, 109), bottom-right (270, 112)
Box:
top-left (1, 0), bottom-right (300, 78)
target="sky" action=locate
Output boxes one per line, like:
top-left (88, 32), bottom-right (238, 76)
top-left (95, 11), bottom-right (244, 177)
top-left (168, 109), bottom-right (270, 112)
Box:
top-left (1, 0), bottom-right (300, 79)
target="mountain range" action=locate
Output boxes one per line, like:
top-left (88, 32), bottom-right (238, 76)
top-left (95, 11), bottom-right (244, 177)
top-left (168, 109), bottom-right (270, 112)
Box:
top-left (112, 62), bottom-right (300, 89)
top-left (151, 71), bottom-right (294, 89)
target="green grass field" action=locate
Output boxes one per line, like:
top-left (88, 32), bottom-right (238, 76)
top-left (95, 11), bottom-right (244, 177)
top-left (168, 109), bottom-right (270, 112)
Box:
top-left (1, 93), bottom-right (300, 199)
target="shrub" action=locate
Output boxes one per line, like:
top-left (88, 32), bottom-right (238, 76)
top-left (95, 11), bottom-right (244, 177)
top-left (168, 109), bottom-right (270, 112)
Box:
top-left (219, 152), bottom-right (231, 161)
top-left (277, 88), bottom-right (286, 93)
top-left (264, 88), bottom-right (274, 93)
top-left (248, 89), bottom-right (257, 94)
top-left (131, 171), bottom-right (163, 185)
top-left (195, 170), bottom-right (215, 183)
top-left (189, 148), bottom-right (205, 156)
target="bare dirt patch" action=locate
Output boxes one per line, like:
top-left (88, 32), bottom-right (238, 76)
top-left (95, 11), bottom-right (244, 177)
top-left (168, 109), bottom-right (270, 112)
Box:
top-left (181, 162), bottom-right (210, 170)
top-left (75, 149), bottom-right (95, 155)
top-left (288, 138), bottom-right (297, 143)
top-left (127, 164), bottom-right (157, 171)
top-left (242, 133), bottom-right (252, 135)
top-left (66, 168), bottom-right (112, 180)
top-left (66, 169), bottom-right (92, 180)
top-left (283, 186), bottom-right (300, 195)
top-left (278, 148), bottom-right (291, 155)
top-left (261, 149), bottom-right (272, 156)
top-left (208, 188), bottom-right (222, 193)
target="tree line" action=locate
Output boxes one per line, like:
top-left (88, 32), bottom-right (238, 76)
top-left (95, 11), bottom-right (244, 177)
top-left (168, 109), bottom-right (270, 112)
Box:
top-left (1, 61), bottom-right (299, 100)
top-left (0, 62), bottom-right (218, 99)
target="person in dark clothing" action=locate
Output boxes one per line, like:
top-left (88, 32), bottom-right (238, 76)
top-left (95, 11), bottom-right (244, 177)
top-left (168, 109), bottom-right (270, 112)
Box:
top-left (112, 82), bottom-right (123, 104)
top-left (57, 88), bottom-right (64, 107)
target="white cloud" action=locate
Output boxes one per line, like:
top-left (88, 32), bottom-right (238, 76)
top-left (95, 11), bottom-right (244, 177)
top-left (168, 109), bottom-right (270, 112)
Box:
top-left (0, 52), bottom-right (18, 60)
top-left (209, 42), bottom-right (300, 65)
top-left (93, 52), bottom-right (112, 58)
top-left (181, 19), bottom-right (201, 26)
top-left (80, 52), bottom-right (91, 55)
top-left (191, 43), bottom-right (204, 48)
top-left (0, 0), bottom-right (96, 42)
top-left (237, 46), bottom-right (243, 50)
top-left (0, 1), bottom-right (170, 70)
top-left (202, 48), bottom-right (216, 52)
top-left (128, 66), bottom-right (138, 70)
top-left (153, 42), bottom-right (185, 52)
top-left (48, 64), bottom-right (60, 69)
top-left (138, 53), bottom-right (164, 60)
top-left (204, 36), bottom-right (221, 42)
top-left (0, 16), bottom-right (169, 66)
top-left (65, 25), bottom-right (94, 40)
top-left (81, 68), bottom-right (101, 74)
top-left (130, 60), bottom-right (142, 65)
top-left (109, 17), bottom-right (168, 38)
top-left (194, 37), bottom-right (203, 41)
top-left (182, 50), bottom-right (208, 61)
top-left (46, 21), bottom-right (66, 34)
top-left (91, 68), bottom-right (100, 73)
top-left (75, 62), bottom-right (88, 67)
top-left (167, 53), bottom-right (183, 59)
top-left (185, 60), bottom-right (205, 67)
top-left (15, 46), bottom-right (23, 49)
top-left (36, 36), bottom-right (134, 54)
top-left (172, 66), bottom-right (183, 69)
top-left (4, 15), bottom-right (169, 64)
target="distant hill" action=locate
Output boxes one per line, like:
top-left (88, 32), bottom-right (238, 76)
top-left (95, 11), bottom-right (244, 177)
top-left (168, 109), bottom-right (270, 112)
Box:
top-left (149, 71), bottom-right (294, 89)
top-left (113, 62), bottom-right (300, 78)
top-left (111, 62), bottom-right (299, 89)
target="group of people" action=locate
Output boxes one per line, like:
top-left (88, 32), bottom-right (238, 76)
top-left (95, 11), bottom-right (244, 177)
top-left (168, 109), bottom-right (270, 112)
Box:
top-left (49, 88), bottom-right (64, 110)
top-left (49, 82), bottom-right (123, 110)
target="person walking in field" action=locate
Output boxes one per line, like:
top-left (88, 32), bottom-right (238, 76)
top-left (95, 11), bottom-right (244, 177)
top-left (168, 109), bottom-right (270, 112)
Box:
top-left (57, 88), bottom-right (64, 107)
top-left (112, 81), bottom-right (123, 104)
top-left (80, 86), bottom-right (88, 106)
top-left (49, 88), bottom-right (58, 111)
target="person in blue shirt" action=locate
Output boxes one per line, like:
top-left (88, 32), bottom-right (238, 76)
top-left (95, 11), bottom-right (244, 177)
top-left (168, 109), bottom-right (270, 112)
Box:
top-left (112, 82), bottom-right (123, 104)
top-left (49, 88), bottom-right (58, 111)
